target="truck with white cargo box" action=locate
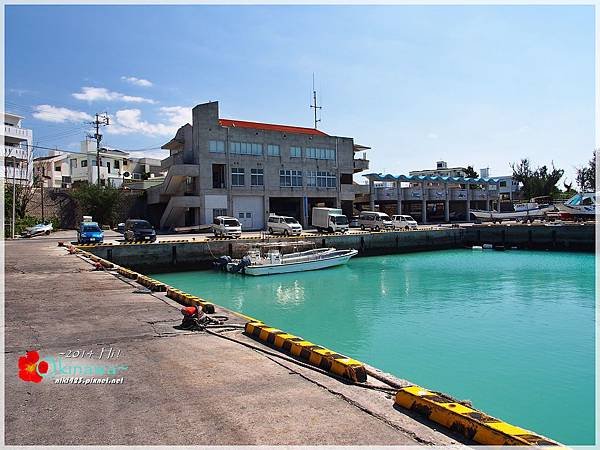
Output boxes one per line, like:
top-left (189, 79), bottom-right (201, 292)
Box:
top-left (311, 207), bottom-right (349, 233)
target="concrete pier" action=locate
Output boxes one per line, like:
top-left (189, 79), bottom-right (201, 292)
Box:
top-left (5, 232), bottom-right (462, 445)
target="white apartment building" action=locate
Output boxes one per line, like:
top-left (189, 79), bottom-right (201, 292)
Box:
top-left (33, 140), bottom-right (164, 188)
top-left (3, 112), bottom-right (33, 185)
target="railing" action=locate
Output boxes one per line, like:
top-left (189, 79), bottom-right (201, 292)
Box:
top-left (2, 166), bottom-right (29, 181)
top-left (4, 125), bottom-right (32, 140)
top-left (3, 146), bottom-right (29, 160)
top-left (353, 158), bottom-right (370, 172)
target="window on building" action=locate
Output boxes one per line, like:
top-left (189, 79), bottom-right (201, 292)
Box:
top-left (251, 168), bottom-right (264, 186)
top-left (267, 144), bottom-right (280, 156)
top-left (305, 147), bottom-right (335, 160)
top-left (229, 141), bottom-right (262, 156)
top-left (212, 164), bottom-right (226, 188)
top-left (115, 160), bottom-right (120, 170)
top-left (55, 165), bottom-right (61, 172)
top-left (81, 160), bottom-right (88, 168)
top-left (500, 181), bottom-right (507, 187)
top-left (340, 173), bottom-right (353, 184)
top-left (280, 169), bottom-right (302, 187)
top-left (307, 171), bottom-right (336, 188)
top-left (70, 159), bottom-right (77, 170)
top-left (290, 146), bottom-right (302, 158)
top-left (231, 168), bottom-right (245, 186)
top-left (209, 140), bottom-right (225, 153)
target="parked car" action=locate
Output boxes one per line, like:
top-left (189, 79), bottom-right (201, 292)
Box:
top-left (77, 221), bottom-right (104, 244)
top-left (115, 222), bottom-right (125, 234)
top-left (124, 219), bottom-right (157, 242)
top-left (358, 211), bottom-right (394, 231)
top-left (267, 214), bottom-right (303, 236)
top-left (349, 216), bottom-right (360, 228)
top-left (391, 215), bottom-right (418, 230)
top-left (21, 222), bottom-right (53, 238)
top-left (212, 216), bottom-right (242, 238)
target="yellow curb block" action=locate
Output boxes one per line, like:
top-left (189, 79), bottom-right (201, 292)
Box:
top-left (395, 385), bottom-right (562, 446)
top-left (136, 274), bottom-right (168, 292)
top-left (116, 267), bottom-right (139, 280)
top-left (165, 288), bottom-right (216, 313)
top-left (244, 321), bottom-right (367, 383)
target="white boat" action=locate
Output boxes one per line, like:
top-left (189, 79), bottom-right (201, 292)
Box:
top-left (471, 204), bottom-right (556, 222)
top-left (555, 192), bottom-right (596, 220)
top-left (224, 246), bottom-right (358, 276)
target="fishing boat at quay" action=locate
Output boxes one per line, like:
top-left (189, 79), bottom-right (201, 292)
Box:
top-left (471, 202), bottom-right (556, 223)
top-left (213, 244), bottom-right (358, 276)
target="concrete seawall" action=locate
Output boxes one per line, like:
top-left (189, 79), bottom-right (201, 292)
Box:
top-left (83, 224), bottom-right (594, 272)
top-left (464, 223), bottom-right (595, 251)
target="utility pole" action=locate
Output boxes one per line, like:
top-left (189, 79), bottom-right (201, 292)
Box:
top-left (90, 113), bottom-right (110, 186)
top-left (310, 73), bottom-right (322, 129)
top-left (11, 155), bottom-right (16, 239)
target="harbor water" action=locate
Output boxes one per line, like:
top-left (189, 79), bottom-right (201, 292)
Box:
top-left (152, 249), bottom-right (595, 444)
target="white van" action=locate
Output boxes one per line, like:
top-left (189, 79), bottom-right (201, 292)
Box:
top-left (392, 215), bottom-right (418, 230)
top-left (358, 211), bottom-right (394, 231)
top-left (267, 214), bottom-right (303, 236)
top-left (213, 216), bottom-right (242, 238)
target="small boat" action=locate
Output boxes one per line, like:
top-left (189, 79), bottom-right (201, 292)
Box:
top-left (555, 192), bottom-right (596, 221)
top-left (215, 245), bottom-right (358, 276)
top-left (471, 203), bottom-right (555, 223)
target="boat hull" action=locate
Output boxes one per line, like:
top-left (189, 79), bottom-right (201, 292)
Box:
top-left (471, 205), bottom-right (555, 221)
top-left (244, 249), bottom-right (358, 276)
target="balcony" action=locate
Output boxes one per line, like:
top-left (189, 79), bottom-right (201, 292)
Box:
top-left (2, 166), bottom-right (30, 182)
top-left (3, 146), bottom-right (29, 161)
top-left (4, 125), bottom-right (32, 142)
top-left (353, 158), bottom-right (369, 173)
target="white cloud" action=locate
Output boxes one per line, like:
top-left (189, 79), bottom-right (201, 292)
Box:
top-left (107, 106), bottom-right (192, 137)
top-left (128, 149), bottom-right (170, 160)
top-left (121, 76), bottom-right (153, 87)
top-left (72, 86), bottom-right (155, 104)
top-left (427, 132), bottom-right (438, 140)
top-left (32, 105), bottom-right (93, 123)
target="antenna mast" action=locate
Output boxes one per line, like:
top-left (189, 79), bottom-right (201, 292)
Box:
top-left (310, 73), bottom-right (322, 129)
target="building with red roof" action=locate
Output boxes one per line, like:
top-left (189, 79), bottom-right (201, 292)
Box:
top-left (148, 101), bottom-right (370, 230)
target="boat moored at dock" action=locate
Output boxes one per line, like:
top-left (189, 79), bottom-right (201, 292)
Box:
top-left (214, 244), bottom-right (358, 276)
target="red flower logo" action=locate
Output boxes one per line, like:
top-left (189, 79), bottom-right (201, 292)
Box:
top-left (18, 350), bottom-right (48, 383)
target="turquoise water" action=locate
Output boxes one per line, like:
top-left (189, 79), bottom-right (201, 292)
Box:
top-left (152, 250), bottom-right (595, 444)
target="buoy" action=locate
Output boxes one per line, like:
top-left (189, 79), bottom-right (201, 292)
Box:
top-left (181, 306), bottom-right (197, 316)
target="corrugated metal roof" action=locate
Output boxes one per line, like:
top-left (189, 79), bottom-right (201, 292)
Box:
top-left (365, 173), bottom-right (501, 184)
top-left (219, 118), bottom-right (328, 136)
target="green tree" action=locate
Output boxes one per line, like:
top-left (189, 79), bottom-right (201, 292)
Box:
top-left (510, 159), bottom-right (564, 200)
top-left (576, 150), bottom-right (596, 192)
top-left (463, 166), bottom-right (479, 178)
top-left (71, 183), bottom-right (121, 226)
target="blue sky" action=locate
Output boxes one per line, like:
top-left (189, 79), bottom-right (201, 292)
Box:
top-left (5, 5), bottom-right (595, 184)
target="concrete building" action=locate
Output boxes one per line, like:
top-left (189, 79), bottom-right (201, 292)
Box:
top-left (3, 113), bottom-right (33, 185)
top-left (148, 101), bottom-right (370, 230)
top-left (409, 161), bottom-right (468, 179)
top-left (33, 140), bottom-right (164, 188)
top-left (362, 173), bottom-right (501, 223)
